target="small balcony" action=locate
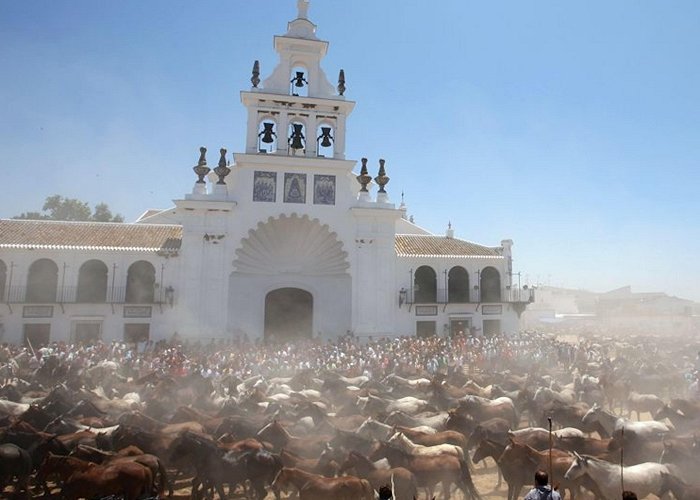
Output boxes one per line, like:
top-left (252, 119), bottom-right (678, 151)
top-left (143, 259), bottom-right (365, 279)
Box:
top-left (398, 286), bottom-right (535, 309)
top-left (4, 285), bottom-right (173, 306)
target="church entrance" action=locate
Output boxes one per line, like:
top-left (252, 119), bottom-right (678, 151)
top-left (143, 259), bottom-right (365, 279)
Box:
top-left (264, 288), bottom-right (313, 341)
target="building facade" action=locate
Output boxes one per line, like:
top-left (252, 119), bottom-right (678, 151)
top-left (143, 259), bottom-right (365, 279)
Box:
top-left (0, 2), bottom-right (532, 346)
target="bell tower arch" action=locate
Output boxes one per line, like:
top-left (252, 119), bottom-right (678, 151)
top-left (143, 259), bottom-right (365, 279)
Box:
top-left (241, 0), bottom-right (355, 159)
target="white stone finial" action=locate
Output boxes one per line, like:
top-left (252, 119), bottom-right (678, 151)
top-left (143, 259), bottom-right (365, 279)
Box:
top-left (297, 0), bottom-right (309, 19)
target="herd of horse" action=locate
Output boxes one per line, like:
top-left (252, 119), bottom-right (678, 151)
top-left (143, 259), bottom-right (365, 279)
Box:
top-left (0, 334), bottom-right (699, 499)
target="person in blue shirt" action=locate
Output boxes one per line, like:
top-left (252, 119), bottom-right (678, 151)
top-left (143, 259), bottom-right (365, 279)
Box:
top-left (523, 470), bottom-right (562, 500)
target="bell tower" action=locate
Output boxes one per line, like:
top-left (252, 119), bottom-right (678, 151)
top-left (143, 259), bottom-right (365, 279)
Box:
top-left (241, 0), bottom-right (354, 159)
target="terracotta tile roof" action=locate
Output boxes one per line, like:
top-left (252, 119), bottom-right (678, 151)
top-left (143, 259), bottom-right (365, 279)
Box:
top-left (395, 234), bottom-right (502, 258)
top-left (0, 219), bottom-right (182, 252)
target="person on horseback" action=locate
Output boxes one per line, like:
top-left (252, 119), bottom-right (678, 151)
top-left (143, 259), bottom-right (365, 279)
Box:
top-left (524, 470), bottom-right (561, 500)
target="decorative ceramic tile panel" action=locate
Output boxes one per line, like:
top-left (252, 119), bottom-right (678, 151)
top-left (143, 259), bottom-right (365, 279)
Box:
top-left (253, 171), bottom-right (277, 202)
top-left (283, 173), bottom-right (306, 203)
top-left (313, 174), bottom-right (336, 205)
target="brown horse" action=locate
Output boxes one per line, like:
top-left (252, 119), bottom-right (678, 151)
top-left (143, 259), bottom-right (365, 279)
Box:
top-left (39, 453), bottom-right (152, 499)
top-left (119, 410), bottom-right (205, 435)
top-left (395, 425), bottom-right (470, 454)
top-left (501, 438), bottom-right (605, 500)
top-left (553, 434), bottom-right (614, 457)
top-left (471, 438), bottom-right (507, 489)
top-left (170, 405), bottom-right (225, 433)
top-left (271, 467), bottom-right (374, 500)
top-left (280, 448), bottom-right (338, 477)
top-left (339, 450), bottom-right (418, 500)
top-left (456, 396), bottom-right (518, 428)
top-left (370, 441), bottom-right (481, 500)
top-left (69, 444), bottom-right (171, 497)
top-left (62, 460), bottom-right (152, 500)
top-left (256, 420), bottom-right (330, 458)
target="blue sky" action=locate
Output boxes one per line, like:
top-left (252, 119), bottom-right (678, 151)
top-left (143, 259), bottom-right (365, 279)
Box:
top-left (1, 1), bottom-right (699, 300)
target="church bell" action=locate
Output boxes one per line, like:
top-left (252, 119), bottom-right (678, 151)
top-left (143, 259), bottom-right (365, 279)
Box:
top-left (289, 124), bottom-right (305, 150)
top-left (317, 127), bottom-right (333, 148)
top-left (292, 71), bottom-right (307, 88)
top-left (259, 122), bottom-right (276, 144)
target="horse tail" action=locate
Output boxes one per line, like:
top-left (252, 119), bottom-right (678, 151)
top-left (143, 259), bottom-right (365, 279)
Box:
top-left (156, 456), bottom-right (171, 496)
top-left (461, 444), bottom-right (476, 472)
top-left (459, 457), bottom-right (482, 500)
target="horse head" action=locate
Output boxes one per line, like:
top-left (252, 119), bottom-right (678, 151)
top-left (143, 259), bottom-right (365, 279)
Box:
top-left (564, 452), bottom-right (588, 480)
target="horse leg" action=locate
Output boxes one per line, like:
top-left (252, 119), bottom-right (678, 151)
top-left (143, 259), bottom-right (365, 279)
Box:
top-left (191, 476), bottom-right (203, 500)
top-left (441, 480), bottom-right (451, 500)
top-left (252, 479), bottom-right (267, 500)
top-left (17, 475), bottom-right (30, 500)
top-left (496, 467), bottom-right (502, 489)
top-left (215, 481), bottom-right (228, 500)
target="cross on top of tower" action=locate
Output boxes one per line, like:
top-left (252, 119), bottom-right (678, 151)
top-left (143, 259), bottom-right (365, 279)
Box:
top-left (297, 0), bottom-right (309, 19)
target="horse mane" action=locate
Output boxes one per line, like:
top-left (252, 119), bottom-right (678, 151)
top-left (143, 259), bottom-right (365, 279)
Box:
top-left (349, 450), bottom-right (374, 467)
top-left (268, 421), bottom-right (293, 439)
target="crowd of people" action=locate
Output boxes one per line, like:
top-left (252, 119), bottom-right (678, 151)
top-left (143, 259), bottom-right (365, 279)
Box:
top-left (1, 331), bottom-right (593, 382)
top-left (2, 329), bottom-right (699, 397)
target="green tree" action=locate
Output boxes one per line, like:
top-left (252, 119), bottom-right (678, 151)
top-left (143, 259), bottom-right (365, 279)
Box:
top-left (92, 202), bottom-right (124, 223)
top-left (14, 195), bottom-right (125, 222)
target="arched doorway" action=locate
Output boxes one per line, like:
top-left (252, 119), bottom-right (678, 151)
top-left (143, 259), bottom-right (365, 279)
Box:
top-left (125, 261), bottom-right (155, 304)
top-left (414, 266), bottom-right (437, 304)
top-left (448, 266), bottom-right (470, 303)
top-left (480, 267), bottom-right (501, 302)
top-left (264, 288), bottom-right (312, 341)
top-left (77, 259), bottom-right (108, 303)
top-left (26, 259), bottom-right (58, 303)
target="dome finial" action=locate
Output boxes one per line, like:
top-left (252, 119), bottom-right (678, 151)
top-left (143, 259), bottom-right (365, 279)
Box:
top-left (297, 0), bottom-right (309, 19)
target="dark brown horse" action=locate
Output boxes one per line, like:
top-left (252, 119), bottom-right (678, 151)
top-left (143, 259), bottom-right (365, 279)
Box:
top-left (0, 443), bottom-right (32, 498)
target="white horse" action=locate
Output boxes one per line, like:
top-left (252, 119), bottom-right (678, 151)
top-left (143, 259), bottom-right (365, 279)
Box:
top-left (356, 417), bottom-right (436, 441)
top-left (564, 453), bottom-right (670, 499)
top-left (387, 432), bottom-right (464, 461)
top-left (509, 427), bottom-right (584, 441)
top-left (463, 380), bottom-right (494, 398)
top-left (334, 375), bottom-right (370, 386)
top-left (383, 374), bottom-right (432, 391)
top-left (626, 391), bottom-right (664, 421)
top-left (384, 410), bottom-right (449, 430)
top-left (385, 396), bottom-right (431, 415)
top-left (0, 399), bottom-right (29, 416)
top-left (582, 403), bottom-right (672, 439)
top-left (533, 386), bottom-right (576, 406)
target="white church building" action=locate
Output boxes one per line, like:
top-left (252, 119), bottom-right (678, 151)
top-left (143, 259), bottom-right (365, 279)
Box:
top-left (0, 2), bottom-right (533, 346)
